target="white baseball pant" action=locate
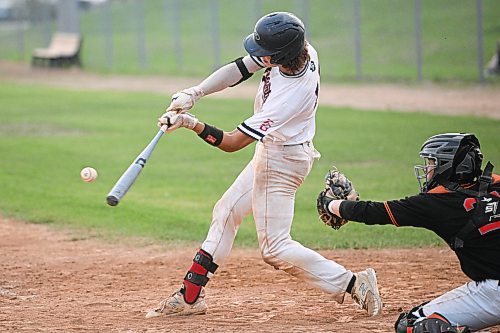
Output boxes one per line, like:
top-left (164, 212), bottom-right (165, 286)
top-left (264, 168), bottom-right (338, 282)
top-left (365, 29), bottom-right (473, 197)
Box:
top-left (418, 279), bottom-right (500, 331)
top-left (202, 141), bottom-right (352, 302)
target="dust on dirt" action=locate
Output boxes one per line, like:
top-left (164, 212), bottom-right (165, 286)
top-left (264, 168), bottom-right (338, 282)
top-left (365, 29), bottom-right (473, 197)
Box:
top-left (1, 217), bottom-right (498, 333)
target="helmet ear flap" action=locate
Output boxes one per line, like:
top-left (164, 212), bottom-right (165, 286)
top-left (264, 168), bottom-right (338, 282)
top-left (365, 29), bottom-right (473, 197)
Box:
top-left (455, 151), bottom-right (475, 176)
top-left (451, 146), bottom-right (483, 182)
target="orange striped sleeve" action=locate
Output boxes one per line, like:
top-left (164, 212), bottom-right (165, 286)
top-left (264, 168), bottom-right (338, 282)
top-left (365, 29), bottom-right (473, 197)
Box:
top-left (384, 201), bottom-right (399, 227)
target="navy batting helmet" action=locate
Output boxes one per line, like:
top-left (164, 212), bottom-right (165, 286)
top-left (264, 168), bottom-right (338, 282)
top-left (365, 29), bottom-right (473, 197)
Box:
top-left (415, 133), bottom-right (483, 192)
top-left (244, 12), bottom-right (305, 66)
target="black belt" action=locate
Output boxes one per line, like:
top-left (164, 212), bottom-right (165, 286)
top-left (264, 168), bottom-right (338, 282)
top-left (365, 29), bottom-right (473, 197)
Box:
top-left (285, 141), bottom-right (310, 147)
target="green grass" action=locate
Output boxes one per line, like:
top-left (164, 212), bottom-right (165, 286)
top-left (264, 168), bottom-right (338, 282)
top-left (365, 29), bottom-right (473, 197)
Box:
top-left (0, 82), bottom-right (498, 249)
top-left (78, 0), bottom-right (500, 82)
top-left (0, 0), bottom-right (499, 82)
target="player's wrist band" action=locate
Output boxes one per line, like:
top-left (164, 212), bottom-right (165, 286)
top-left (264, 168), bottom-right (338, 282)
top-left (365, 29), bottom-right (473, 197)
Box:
top-left (198, 123), bottom-right (223, 147)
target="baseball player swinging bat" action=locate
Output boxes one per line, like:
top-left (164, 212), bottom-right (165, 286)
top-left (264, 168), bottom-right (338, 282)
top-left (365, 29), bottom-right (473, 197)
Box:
top-left (106, 129), bottom-right (164, 206)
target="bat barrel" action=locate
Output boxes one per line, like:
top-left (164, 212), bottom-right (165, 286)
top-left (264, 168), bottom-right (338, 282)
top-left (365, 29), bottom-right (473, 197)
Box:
top-left (106, 129), bottom-right (164, 207)
top-left (105, 163), bottom-right (143, 206)
top-left (106, 195), bottom-right (119, 206)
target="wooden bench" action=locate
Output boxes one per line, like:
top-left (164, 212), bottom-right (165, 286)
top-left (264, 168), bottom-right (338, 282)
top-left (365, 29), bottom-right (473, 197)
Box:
top-left (485, 41), bottom-right (499, 76)
top-left (32, 33), bottom-right (83, 68)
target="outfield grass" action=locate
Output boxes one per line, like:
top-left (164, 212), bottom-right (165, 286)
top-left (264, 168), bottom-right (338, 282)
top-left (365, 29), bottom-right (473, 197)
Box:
top-left (1, 0), bottom-right (499, 82)
top-left (81, 0), bottom-right (500, 82)
top-left (0, 82), bottom-right (498, 249)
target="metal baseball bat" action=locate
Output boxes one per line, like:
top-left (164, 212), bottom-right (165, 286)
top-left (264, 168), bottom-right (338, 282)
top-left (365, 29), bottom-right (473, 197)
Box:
top-left (106, 129), bottom-right (164, 206)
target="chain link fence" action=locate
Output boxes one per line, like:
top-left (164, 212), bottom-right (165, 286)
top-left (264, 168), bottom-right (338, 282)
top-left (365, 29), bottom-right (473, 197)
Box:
top-left (0, 0), bottom-right (498, 82)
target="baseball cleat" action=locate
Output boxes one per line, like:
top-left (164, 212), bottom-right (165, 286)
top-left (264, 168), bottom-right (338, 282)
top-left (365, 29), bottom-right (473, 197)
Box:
top-left (351, 268), bottom-right (383, 316)
top-left (145, 289), bottom-right (207, 318)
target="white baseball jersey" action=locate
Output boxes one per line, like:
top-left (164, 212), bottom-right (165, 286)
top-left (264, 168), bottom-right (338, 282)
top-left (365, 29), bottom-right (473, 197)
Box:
top-left (237, 44), bottom-right (320, 145)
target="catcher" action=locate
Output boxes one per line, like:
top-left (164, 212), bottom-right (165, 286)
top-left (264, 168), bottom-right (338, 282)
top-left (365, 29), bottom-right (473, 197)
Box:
top-left (317, 133), bottom-right (500, 333)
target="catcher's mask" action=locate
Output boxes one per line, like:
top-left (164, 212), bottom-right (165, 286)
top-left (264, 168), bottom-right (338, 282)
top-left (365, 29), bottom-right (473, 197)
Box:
top-left (244, 12), bottom-right (305, 66)
top-left (414, 133), bottom-right (483, 192)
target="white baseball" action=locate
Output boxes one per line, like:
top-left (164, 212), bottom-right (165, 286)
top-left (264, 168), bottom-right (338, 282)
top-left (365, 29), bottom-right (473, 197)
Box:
top-left (80, 167), bottom-right (98, 183)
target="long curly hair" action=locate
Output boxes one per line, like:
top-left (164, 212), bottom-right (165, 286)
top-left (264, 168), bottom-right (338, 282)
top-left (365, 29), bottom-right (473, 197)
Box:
top-left (283, 41), bottom-right (309, 73)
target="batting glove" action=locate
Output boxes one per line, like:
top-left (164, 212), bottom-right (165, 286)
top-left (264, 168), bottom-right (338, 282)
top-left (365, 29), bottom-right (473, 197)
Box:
top-left (158, 111), bottom-right (199, 133)
top-left (166, 86), bottom-right (205, 114)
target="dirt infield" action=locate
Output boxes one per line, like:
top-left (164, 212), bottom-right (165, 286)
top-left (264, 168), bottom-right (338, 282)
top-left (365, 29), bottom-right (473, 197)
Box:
top-left (1, 217), bottom-right (499, 333)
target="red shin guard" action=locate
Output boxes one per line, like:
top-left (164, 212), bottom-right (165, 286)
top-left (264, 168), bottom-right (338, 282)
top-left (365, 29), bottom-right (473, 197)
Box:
top-left (182, 249), bottom-right (218, 304)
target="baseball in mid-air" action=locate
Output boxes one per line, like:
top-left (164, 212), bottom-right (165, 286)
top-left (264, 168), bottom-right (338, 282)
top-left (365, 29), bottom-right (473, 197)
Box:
top-left (80, 167), bottom-right (98, 183)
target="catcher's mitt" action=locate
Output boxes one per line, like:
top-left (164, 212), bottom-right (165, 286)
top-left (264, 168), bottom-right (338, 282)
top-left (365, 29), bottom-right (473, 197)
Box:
top-left (317, 167), bottom-right (358, 229)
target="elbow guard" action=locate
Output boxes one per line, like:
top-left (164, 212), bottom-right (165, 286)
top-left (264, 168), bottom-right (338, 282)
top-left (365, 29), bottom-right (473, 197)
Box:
top-left (229, 57), bottom-right (253, 87)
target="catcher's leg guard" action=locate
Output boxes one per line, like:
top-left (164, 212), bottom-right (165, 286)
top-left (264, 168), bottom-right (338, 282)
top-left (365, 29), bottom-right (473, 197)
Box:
top-left (395, 311), bottom-right (411, 333)
top-left (412, 314), bottom-right (471, 333)
top-left (395, 301), bottom-right (429, 333)
top-left (395, 309), bottom-right (470, 333)
top-left (181, 249), bottom-right (218, 304)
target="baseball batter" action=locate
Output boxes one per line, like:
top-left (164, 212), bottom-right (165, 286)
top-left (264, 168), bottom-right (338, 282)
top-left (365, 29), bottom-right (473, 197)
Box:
top-left (146, 12), bottom-right (382, 318)
top-left (318, 133), bottom-right (500, 332)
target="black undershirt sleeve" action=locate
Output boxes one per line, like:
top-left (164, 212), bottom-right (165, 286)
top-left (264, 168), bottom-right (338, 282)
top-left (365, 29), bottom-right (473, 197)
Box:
top-left (340, 194), bottom-right (439, 228)
top-left (340, 200), bottom-right (393, 225)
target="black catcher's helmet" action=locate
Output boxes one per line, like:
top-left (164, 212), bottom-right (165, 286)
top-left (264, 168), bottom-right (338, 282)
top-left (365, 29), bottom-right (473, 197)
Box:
top-left (415, 133), bottom-right (483, 192)
top-left (244, 12), bottom-right (305, 66)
